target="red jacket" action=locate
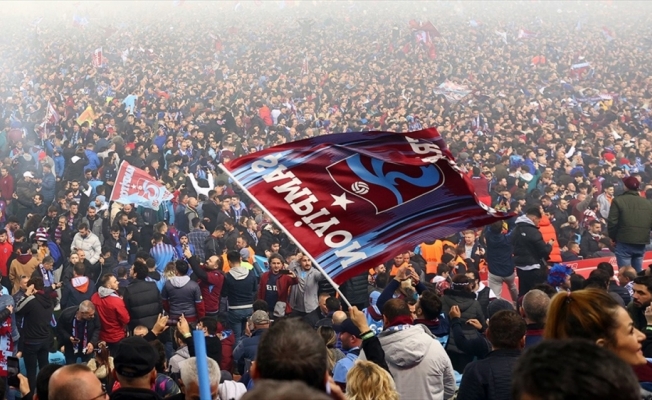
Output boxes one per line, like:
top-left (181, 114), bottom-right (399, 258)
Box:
top-left (0, 242), bottom-right (12, 277)
top-left (257, 272), bottom-right (298, 315)
top-left (91, 288), bottom-right (130, 343)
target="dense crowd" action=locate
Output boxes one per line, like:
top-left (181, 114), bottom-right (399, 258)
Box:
top-left (0, 1), bottom-right (652, 399)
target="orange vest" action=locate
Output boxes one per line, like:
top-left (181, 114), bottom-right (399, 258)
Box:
top-left (221, 253), bottom-right (230, 273)
top-left (420, 242), bottom-right (441, 275)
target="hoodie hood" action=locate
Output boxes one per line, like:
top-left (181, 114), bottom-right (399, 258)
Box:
top-left (16, 254), bottom-right (33, 264)
top-left (98, 286), bottom-right (118, 298)
top-left (515, 214), bottom-right (536, 226)
top-left (169, 275), bottom-right (191, 288)
top-left (72, 276), bottom-right (90, 293)
top-left (229, 266), bottom-right (250, 280)
top-left (379, 324), bottom-right (434, 368)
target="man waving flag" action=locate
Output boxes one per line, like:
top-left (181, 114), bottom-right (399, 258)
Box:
top-left (219, 128), bottom-right (509, 286)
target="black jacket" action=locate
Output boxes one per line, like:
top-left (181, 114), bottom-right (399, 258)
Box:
top-left (123, 279), bottom-right (162, 331)
top-left (579, 231), bottom-right (602, 259)
top-left (57, 306), bottom-right (101, 355)
top-left (16, 291), bottom-right (56, 341)
top-left (457, 349), bottom-right (522, 400)
top-left (511, 215), bottom-right (552, 267)
top-left (61, 279), bottom-right (96, 310)
top-left (110, 388), bottom-right (163, 400)
top-left (340, 271), bottom-right (370, 307)
top-left (609, 281), bottom-right (631, 309)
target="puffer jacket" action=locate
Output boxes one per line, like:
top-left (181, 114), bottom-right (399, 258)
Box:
top-left (511, 215), bottom-right (552, 267)
top-left (71, 232), bottom-right (102, 264)
top-left (123, 279), bottom-right (162, 331)
top-left (607, 190), bottom-right (652, 245)
top-left (457, 349), bottom-right (522, 400)
top-left (340, 271), bottom-right (370, 307)
top-left (441, 288), bottom-right (486, 370)
top-left (361, 324), bottom-right (456, 400)
top-left (538, 215), bottom-right (561, 263)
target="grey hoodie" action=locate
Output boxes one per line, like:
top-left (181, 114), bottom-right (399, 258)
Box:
top-left (162, 275), bottom-right (203, 318)
top-left (98, 286), bottom-right (118, 298)
top-left (362, 324), bottom-right (456, 400)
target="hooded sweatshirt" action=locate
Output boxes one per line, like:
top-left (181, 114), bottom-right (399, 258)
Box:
top-left (162, 276), bottom-right (205, 321)
top-left (91, 286), bottom-right (130, 343)
top-left (224, 266), bottom-right (257, 309)
top-left (9, 254), bottom-right (39, 295)
top-left (61, 276), bottom-right (96, 309)
top-left (361, 324), bottom-right (456, 400)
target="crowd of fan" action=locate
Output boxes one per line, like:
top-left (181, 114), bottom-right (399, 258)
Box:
top-left (0, 0), bottom-right (652, 399)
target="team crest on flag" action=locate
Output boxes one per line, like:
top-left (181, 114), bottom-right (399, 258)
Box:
top-left (221, 128), bottom-right (509, 284)
top-left (326, 153), bottom-right (443, 214)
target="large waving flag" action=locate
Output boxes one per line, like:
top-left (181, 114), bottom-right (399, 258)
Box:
top-left (601, 26), bottom-right (615, 41)
top-left (76, 105), bottom-right (96, 126)
top-left (432, 81), bottom-right (472, 103)
top-left (110, 161), bottom-right (173, 210)
top-left (45, 102), bottom-right (60, 125)
top-left (72, 15), bottom-right (88, 29)
top-left (518, 29), bottom-right (537, 40)
top-left (219, 128), bottom-right (509, 285)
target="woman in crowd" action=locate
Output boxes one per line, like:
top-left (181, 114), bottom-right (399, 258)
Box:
top-left (544, 289), bottom-right (650, 395)
top-left (345, 360), bottom-right (399, 400)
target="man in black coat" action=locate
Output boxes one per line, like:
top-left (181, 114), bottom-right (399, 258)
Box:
top-left (456, 310), bottom-right (526, 400)
top-left (123, 260), bottom-right (162, 333)
top-left (511, 207), bottom-right (553, 296)
top-left (57, 301), bottom-right (101, 365)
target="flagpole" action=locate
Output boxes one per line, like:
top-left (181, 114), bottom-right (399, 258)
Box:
top-left (217, 163), bottom-right (352, 308)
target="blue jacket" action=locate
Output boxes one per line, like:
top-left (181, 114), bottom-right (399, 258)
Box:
top-left (482, 227), bottom-right (515, 277)
top-left (233, 328), bottom-right (266, 374)
top-left (53, 154), bottom-right (65, 178)
top-left (40, 172), bottom-right (56, 204)
top-left (84, 150), bottom-right (101, 172)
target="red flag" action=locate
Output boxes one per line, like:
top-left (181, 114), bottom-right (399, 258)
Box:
top-left (110, 161), bottom-right (173, 210)
top-left (92, 47), bottom-right (103, 67)
top-left (427, 42), bottom-right (437, 60)
top-left (220, 128), bottom-right (508, 284)
top-left (422, 21), bottom-right (441, 37)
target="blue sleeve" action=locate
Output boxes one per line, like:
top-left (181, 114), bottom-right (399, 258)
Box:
top-left (332, 359), bottom-right (349, 384)
top-left (377, 279), bottom-right (400, 312)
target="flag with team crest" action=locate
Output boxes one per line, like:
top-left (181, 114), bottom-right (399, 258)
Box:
top-left (220, 128), bottom-right (509, 284)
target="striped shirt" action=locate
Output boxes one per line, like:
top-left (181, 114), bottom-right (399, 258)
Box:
top-left (150, 242), bottom-right (177, 272)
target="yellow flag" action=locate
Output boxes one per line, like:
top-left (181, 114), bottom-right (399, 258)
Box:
top-left (76, 105), bottom-right (96, 126)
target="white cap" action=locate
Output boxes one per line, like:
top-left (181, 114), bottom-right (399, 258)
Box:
top-left (23, 171), bottom-right (34, 178)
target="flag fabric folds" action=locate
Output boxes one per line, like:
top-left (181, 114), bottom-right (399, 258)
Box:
top-left (518, 29), bottom-right (537, 40)
top-left (220, 128), bottom-right (508, 284)
top-left (602, 26), bottom-right (615, 41)
top-left (432, 81), bottom-right (472, 103)
top-left (72, 15), bottom-right (88, 29)
top-left (92, 48), bottom-right (105, 68)
top-left (76, 105), bottom-right (97, 126)
top-left (110, 161), bottom-right (173, 210)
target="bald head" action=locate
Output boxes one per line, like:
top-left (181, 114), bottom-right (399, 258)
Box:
top-left (522, 289), bottom-right (550, 325)
top-left (332, 310), bottom-right (347, 325)
top-left (619, 266), bottom-right (637, 285)
top-left (49, 364), bottom-right (105, 400)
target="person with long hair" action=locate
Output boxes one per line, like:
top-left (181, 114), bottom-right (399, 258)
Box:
top-left (544, 289), bottom-right (651, 395)
top-left (317, 325), bottom-right (344, 374)
top-left (345, 360), bottom-right (399, 400)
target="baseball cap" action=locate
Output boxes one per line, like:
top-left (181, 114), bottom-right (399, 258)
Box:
top-left (23, 171), bottom-right (34, 178)
top-left (623, 176), bottom-right (640, 191)
top-left (113, 336), bottom-right (158, 378)
top-left (333, 319), bottom-right (362, 337)
top-left (251, 310), bottom-right (270, 325)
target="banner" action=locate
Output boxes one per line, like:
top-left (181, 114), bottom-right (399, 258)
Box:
top-left (92, 47), bottom-right (104, 68)
top-left (45, 102), bottom-right (60, 125)
top-left (76, 105), bottom-right (96, 126)
top-left (432, 81), bottom-right (472, 103)
top-left (518, 29), bottom-right (537, 39)
top-left (221, 128), bottom-right (509, 284)
top-left (110, 161), bottom-right (173, 210)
